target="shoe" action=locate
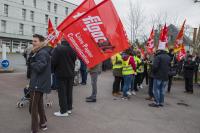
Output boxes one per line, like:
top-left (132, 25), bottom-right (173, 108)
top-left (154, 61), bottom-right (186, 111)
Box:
top-left (188, 91), bottom-right (193, 94)
top-left (139, 85), bottom-right (143, 89)
top-left (86, 96), bottom-right (93, 99)
top-left (145, 97), bottom-right (153, 101)
top-left (121, 97), bottom-right (128, 100)
top-left (86, 98), bottom-right (96, 102)
top-left (131, 91), bottom-right (136, 95)
top-left (67, 110), bottom-right (72, 114)
top-left (54, 111), bottom-right (69, 117)
top-left (149, 103), bottom-right (159, 108)
top-left (127, 91), bottom-right (132, 96)
top-left (159, 104), bottom-right (164, 107)
top-left (112, 93), bottom-right (118, 97)
top-left (81, 83), bottom-right (86, 85)
top-left (40, 123), bottom-right (48, 131)
top-left (31, 131), bottom-right (38, 133)
top-left (116, 92), bottom-right (122, 96)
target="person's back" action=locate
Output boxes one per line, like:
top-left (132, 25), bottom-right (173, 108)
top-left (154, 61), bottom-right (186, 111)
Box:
top-left (52, 40), bottom-right (76, 79)
top-left (153, 50), bottom-right (171, 81)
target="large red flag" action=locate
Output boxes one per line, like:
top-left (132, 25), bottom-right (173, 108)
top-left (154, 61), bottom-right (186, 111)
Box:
top-left (146, 27), bottom-right (154, 54)
top-left (57, 0), bottom-right (96, 31)
top-left (61, 0), bottom-right (130, 68)
top-left (47, 19), bottom-right (62, 48)
top-left (174, 20), bottom-right (186, 53)
top-left (158, 24), bottom-right (168, 50)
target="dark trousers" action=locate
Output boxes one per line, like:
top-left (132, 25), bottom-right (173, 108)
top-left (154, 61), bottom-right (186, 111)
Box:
top-left (112, 76), bottom-right (122, 93)
top-left (57, 78), bottom-right (74, 114)
top-left (168, 76), bottom-right (173, 92)
top-left (80, 70), bottom-right (88, 84)
top-left (185, 77), bottom-right (193, 92)
top-left (194, 71), bottom-right (198, 83)
top-left (134, 73), bottom-right (142, 91)
top-left (141, 71), bottom-right (149, 85)
top-left (148, 77), bottom-right (154, 97)
top-left (29, 91), bottom-right (46, 132)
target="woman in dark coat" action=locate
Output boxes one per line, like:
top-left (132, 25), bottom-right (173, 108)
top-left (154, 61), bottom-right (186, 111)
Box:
top-left (29, 34), bottom-right (51, 133)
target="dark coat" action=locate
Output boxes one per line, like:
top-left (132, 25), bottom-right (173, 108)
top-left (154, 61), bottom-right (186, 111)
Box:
top-left (51, 41), bottom-right (76, 79)
top-left (29, 46), bottom-right (51, 93)
top-left (152, 50), bottom-right (171, 81)
top-left (183, 60), bottom-right (195, 78)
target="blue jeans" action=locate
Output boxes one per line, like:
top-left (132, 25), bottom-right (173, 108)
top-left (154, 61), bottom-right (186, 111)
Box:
top-left (153, 79), bottom-right (167, 105)
top-left (123, 75), bottom-right (133, 97)
top-left (130, 75), bottom-right (135, 91)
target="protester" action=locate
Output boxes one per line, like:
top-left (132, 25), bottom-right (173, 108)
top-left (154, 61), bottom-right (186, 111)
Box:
top-left (145, 54), bottom-right (154, 101)
top-left (194, 54), bottom-right (200, 84)
top-left (149, 47), bottom-right (171, 107)
top-left (142, 53), bottom-right (149, 85)
top-left (183, 55), bottom-right (195, 94)
top-left (112, 53), bottom-right (123, 96)
top-left (121, 51), bottom-right (136, 100)
top-left (133, 51), bottom-right (144, 92)
top-left (52, 40), bottom-right (76, 117)
top-left (29, 34), bottom-right (51, 133)
top-left (86, 63), bottom-right (102, 102)
top-left (74, 58), bottom-right (81, 86)
top-left (80, 60), bottom-right (88, 85)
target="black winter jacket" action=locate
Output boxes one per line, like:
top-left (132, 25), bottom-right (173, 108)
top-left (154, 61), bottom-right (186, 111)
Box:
top-left (51, 41), bottom-right (76, 79)
top-left (152, 50), bottom-right (171, 81)
top-left (29, 46), bottom-right (51, 93)
top-left (183, 60), bottom-right (195, 78)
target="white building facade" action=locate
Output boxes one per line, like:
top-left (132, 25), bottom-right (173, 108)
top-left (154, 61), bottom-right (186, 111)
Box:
top-left (0, 0), bottom-right (77, 53)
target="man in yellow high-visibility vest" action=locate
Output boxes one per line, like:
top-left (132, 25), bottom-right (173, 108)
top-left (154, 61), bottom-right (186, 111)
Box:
top-left (112, 53), bottom-right (123, 96)
top-left (121, 52), bottom-right (136, 100)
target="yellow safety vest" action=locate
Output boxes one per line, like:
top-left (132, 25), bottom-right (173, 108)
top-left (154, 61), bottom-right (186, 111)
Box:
top-left (122, 56), bottom-right (134, 75)
top-left (112, 53), bottom-right (123, 69)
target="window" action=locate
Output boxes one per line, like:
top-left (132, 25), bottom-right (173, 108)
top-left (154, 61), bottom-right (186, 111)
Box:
top-left (19, 23), bottom-right (24, 35)
top-left (65, 7), bottom-right (68, 16)
top-left (21, 0), bottom-right (24, 5)
top-left (30, 11), bottom-right (34, 22)
top-left (45, 14), bottom-right (49, 24)
top-left (47, 1), bottom-right (51, 12)
top-left (54, 3), bottom-right (57, 13)
top-left (1, 20), bottom-right (6, 32)
top-left (4, 4), bottom-right (9, 16)
top-left (22, 9), bottom-right (26, 20)
top-left (32, 26), bottom-right (35, 34)
top-left (33, 0), bottom-right (36, 8)
top-left (55, 17), bottom-right (58, 26)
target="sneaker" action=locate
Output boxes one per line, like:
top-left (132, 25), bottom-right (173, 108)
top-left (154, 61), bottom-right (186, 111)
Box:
top-left (40, 123), bottom-right (48, 131)
top-left (86, 96), bottom-right (93, 100)
top-left (139, 85), bottom-right (143, 89)
top-left (127, 91), bottom-right (132, 96)
top-left (54, 111), bottom-right (69, 117)
top-left (131, 91), bottom-right (136, 95)
top-left (67, 110), bottom-right (72, 114)
top-left (121, 97), bottom-right (128, 100)
top-left (149, 103), bottom-right (159, 108)
top-left (145, 97), bottom-right (153, 101)
top-left (112, 93), bottom-right (118, 97)
top-left (159, 104), bottom-right (164, 107)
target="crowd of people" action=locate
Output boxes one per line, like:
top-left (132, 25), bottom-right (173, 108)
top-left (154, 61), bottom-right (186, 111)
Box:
top-left (23, 34), bottom-right (199, 133)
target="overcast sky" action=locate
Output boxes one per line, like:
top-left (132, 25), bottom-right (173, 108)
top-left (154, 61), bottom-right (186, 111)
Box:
top-left (65, 0), bottom-right (200, 37)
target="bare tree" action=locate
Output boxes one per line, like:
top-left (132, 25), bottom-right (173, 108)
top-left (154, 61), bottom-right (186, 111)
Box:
top-left (192, 26), bottom-right (200, 54)
top-left (127, 1), bottom-right (145, 44)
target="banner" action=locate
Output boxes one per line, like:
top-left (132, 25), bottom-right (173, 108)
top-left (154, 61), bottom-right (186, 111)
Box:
top-left (146, 27), bottom-right (154, 54)
top-left (158, 24), bottom-right (168, 50)
top-left (57, 0), bottom-right (96, 31)
top-left (174, 20), bottom-right (186, 53)
top-left (62, 0), bottom-right (130, 68)
top-left (177, 45), bottom-right (186, 61)
top-left (47, 19), bottom-right (62, 48)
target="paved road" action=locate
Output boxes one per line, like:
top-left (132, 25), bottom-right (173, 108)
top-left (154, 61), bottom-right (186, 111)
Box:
top-left (0, 54), bottom-right (200, 133)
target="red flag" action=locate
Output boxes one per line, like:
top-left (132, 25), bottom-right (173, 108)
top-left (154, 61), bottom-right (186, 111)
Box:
top-left (146, 27), bottom-right (154, 54)
top-left (174, 20), bottom-right (186, 53)
top-left (61, 0), bottom-right (130, 68)
top-left (57, 0), bottom-right (96, 31)
top-left (177, 45), bottom-right (186, 61)
top-left (47, 19), bottom-right (62, 48)
top-left (158, 24), bottom-right (168, 50)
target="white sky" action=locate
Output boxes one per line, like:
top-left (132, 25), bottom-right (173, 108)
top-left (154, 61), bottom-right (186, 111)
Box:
top-left (65, 0), bottom-right (200, 38)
